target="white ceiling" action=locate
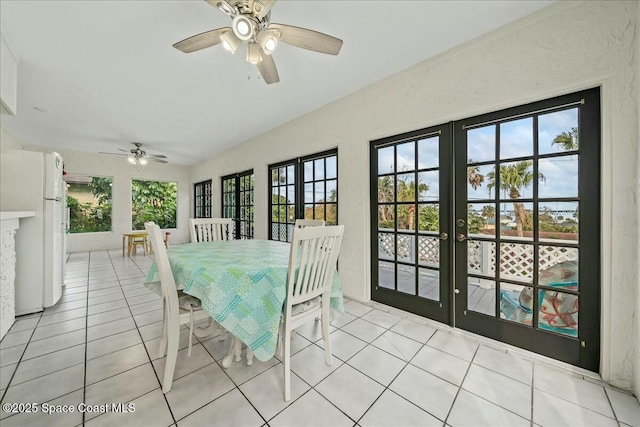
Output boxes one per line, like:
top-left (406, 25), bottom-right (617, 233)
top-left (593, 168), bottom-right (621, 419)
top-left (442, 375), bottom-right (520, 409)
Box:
top-left (0, 1), bottom-right (555, 165)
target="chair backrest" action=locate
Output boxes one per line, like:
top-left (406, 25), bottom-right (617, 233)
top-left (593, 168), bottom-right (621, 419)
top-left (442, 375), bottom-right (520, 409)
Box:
top-left (145, 222), bottom-right (179, 317)
top-left (189, 218), bottom-right (233, 243)
top-left (294, 219), bottom-right (325, 228)
top-left (286, 225), bottom-right (344, 308)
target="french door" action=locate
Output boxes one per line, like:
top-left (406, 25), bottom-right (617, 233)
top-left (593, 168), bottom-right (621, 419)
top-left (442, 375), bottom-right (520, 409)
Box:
top-left (371, 88), bottom-right (600, 371)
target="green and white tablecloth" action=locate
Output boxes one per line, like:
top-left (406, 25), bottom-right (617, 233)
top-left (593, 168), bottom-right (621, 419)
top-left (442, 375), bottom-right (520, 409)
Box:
top-left (145, 240), bottom-right (344, 362)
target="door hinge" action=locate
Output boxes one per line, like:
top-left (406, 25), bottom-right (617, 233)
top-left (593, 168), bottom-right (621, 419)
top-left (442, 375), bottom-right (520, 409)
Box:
top-left (439, 303), bottom-right (443, 308)
top-left (581, 340), bottom-right (586, 348)
top-left (464, 310), bottom-right (467, 315)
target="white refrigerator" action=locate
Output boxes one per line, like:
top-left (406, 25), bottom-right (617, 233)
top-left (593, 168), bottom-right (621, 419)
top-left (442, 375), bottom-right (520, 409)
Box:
top-left (0, 150), bottom-right (65, 314)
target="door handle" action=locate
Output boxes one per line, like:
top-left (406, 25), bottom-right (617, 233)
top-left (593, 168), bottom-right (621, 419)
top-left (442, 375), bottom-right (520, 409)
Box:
top-left (439, 232), bottom-right (448, 240)
top-left (456, 234), bottom-right (467, 242)
top-left (454, 289), bottom-right (460, 294)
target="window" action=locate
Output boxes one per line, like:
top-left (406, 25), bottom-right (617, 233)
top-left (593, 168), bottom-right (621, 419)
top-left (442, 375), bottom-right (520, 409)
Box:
top-left (269, 149), bottom-right (338, 242)
top-left (194, 179), bottom-right (212, 218)
top-left (222, 170), bottom-right (254, 239)
top-left (131, 179), bottom-right (177, 230)
top-left (65, 174), bottom-right (112, 233)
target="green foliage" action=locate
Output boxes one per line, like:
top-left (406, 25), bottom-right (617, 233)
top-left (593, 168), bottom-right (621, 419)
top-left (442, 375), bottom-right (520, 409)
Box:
top-left (67, 176), bottom-right (113, 233)
top-left (467, 210), bottom-right (486, 234)
top-left (132, 180), bottom-right (177, 230)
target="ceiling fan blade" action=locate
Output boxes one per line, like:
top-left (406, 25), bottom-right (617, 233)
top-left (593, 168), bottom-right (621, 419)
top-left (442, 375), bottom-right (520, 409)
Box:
top-left (147, 154), bottom-right (168, 159)
top-left (149, 158), bottom-right (169, 164)
top-left (99, 152), bottom-right (129, 157)
top-left (117, 148), bottom-right (131, 153)
top-left (268, 23), bottom-right (342, 55)
top-left (173, 27), bottom-right (231, 53)
top-left (257, 50), bottom-right (279, 84)
top-left (253, 0), bottom-right (276, 19)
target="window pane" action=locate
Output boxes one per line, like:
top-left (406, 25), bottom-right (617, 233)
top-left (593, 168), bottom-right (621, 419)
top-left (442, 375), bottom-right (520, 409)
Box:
top-left (539, 201), bottom-right (578, 242)
top-left (304, 161), bottom-right (313, 182)
top-left (397, 264), bottom-right (416, 295)
top-left (417, 137), bottom-right (438, 169)
top-left (500, 118), bottom-right (533, 159)
top-left (326, 156), bottom-right (337, 179)
top-left (418, 171), bottom-right (438, 201)
top-left (314, 159), bottom-right (324, 180)
top-left (397, 141), bottom-right (415, 172)
top-left (498, 161), bottom-right (535, 199)
top-left (500, 283), bottom-right (533, 326)
top-left (468, 203), bottom-right (495, 237)
top-left (499, 202), bottom-right (533, 240)
top-left (66, 174), bottom-right (113, 233)
top-left (467, 164), bottom-right (495, 201)
top-left (538, 108), bottom-right (579, 155)
top-left (419, 268), bottom-right (439, 301)
top-left (539, 155), bottom-right (578, 198)
top-left (467, 125), bottom-right (495, 163)
top-left (467, 278), bottom-right (496, 316)
top-left (131, 180), bottom-right (177, 230)
top-left (378, 146), bottom-right (394, 174)
top-left (538, 290), bottom-right (578, 337)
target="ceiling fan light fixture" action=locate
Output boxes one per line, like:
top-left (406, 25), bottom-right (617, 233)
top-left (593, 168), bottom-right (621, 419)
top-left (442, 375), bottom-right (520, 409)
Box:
top-left (256, 30), bottom-right (277, 55)
top-left (246, 42), bottom-right (262, 64)
top-left (220, 30), bottom-right (241, 53)
top-left (138, 157), bottom-right (148, 166)
top-left (127, 156), bottom-right (137, 165)
top-left (232, 14), bottom-right (254, 40)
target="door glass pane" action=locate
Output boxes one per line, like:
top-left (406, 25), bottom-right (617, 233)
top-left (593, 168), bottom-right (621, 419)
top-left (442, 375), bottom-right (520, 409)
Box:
top-left (538, 108), bottom-right (579, 155)
top-left (539, 248), bottom-right (579, 289)
top-left (467, 164), bottom-right (495, 200)
top-left (418, 137), bottom-right (439, 169)
top-left (467, 125), bottom-right (496, 163)
top-left (286, 165), bottom-right (295, 184)
top-left (418, 171), bottom-right (439, 200)
top-left (499, 202), bottom-right (533, 240)
top-left (467, 239), bottom-right (496, 277)
top-left (418, 204), bottom-right (439, 232)
top-left (314, 159), bottom-right (324, 180)
top-left (397, 173), bottom-right (415, 201)
top-left (397, 205), bottom-right (415, 231)
top-left (287, 185), bottom-right (295, 204)
top-left (396, 234), bottom-right (414, 263)
top-left (468, 203), bottom-right (495, 237)
top-left (497, 161), bottom-right (535, 199)
top-left (304, 183), bottom-right (313, 203)
top-left (500, 283), bottom-right (533, 326)
top-left (304, 161), bottom-right (313, 182)
top-left (397, 142), bottom-right (415, 171)
top-left (467, 278), bottom-right (496, 316)
top-left (378, 261), bottom-right (395, 290)
top-left (538, 290), bottom-right (578, 337)
top-left (378, 233), bottom-right (395, 261)
top-left (378, 147), bottom-right (394, 174)
top-left (417, 235), bottom-right (439, 267)
top-left (419, 268), bottom-right (439, 301)
top-left (539, 201), bottom-right (579, 242)
top-left (500, 242), bottom-right (534, 283)
top-left (314, 182), bottom-right (325, 202)
top-left (326, 204), bottom-right (337, 225)
top-left (326, 180), bottom-right (337, 202)
top-left (539, 155), bottom-right (578, 198)
top-left (326, 156), bottom-right (337, 179)
top-left (500, 118), bottom-right (533, 159)
top-left (378, 177), bottom-right (395, 203)
top-left (378, 205), bottom-right (394, 230)
top-left (304, 204), bottom-right (314, 219)
top-left (398, 264), bottom-right (416, 295)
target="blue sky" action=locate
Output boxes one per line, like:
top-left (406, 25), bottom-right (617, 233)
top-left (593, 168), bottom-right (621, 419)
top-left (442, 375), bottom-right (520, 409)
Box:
top-left (378, 107), bottom-right (579, 204)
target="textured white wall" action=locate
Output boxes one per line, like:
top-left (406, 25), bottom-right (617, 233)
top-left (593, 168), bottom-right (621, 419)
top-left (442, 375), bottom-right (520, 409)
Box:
top-left (0, 225), bottom-right (17, 339)
top-left (0, 125), bottom-right (23, 151)
top-left (27, 146), bottom-right (192, 252)
top-left (192, 1), bottom-right (639, 392)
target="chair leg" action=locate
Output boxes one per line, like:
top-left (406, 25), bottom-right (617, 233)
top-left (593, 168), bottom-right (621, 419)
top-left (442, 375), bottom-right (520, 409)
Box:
top-left (321, 306), bottom-right (332, 366)
top-left (246, 347), bottom-right (254, 366)
top-left (283, 327), bottom-right (292, 401)
top-left (162, 321), bottom-right (180, 394)
top-left (158, 300), bottom-right (168, 359)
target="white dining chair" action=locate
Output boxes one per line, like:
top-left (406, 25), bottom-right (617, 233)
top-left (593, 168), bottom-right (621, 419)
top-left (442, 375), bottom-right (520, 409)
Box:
top-left (189, 218), bottom-right (234, 243)
top-left (145, 221), bottom-right (211, 393)
top-left (281, 224), bottom-right (344, 401)
top-left (294, 219), bottom-right (325, 228)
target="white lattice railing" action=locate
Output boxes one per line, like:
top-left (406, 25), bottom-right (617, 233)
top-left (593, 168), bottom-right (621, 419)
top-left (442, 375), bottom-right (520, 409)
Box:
top-left (378, 229), bottom-right (578, 284)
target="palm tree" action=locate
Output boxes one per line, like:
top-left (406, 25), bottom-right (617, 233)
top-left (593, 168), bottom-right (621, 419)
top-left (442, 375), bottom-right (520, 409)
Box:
top-left (552, 127), bottom-right (578, 150)
top-left (467, 162), bottom-right (485, 190)
top-left (397, 177), bottom-right (428, 230)
top-left (486, 161), bottom-right (544, 237)
top-left (481, 205), bottom-right (495, 221)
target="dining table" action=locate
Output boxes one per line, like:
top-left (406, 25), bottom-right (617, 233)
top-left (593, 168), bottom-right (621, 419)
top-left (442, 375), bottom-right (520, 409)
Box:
top-left (144, 239), bottom-right (345, 364)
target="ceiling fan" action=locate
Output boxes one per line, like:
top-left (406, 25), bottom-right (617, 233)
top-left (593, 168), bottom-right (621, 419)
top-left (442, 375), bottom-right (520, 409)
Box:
top-left (173, 0), bottom-right (343, 84)
top-left (99, 143), bottom-right (168, 165)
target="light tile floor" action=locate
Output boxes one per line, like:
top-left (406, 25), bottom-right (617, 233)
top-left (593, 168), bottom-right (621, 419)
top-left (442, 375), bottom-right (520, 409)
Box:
top-left (1, 250), bottom-right (639, 427)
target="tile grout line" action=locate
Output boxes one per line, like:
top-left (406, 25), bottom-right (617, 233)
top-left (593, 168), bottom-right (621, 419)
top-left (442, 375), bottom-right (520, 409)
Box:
top-left (81, 252), bottom-right (92, 426)
top-left (442, 345), bottom-right (480, 426)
